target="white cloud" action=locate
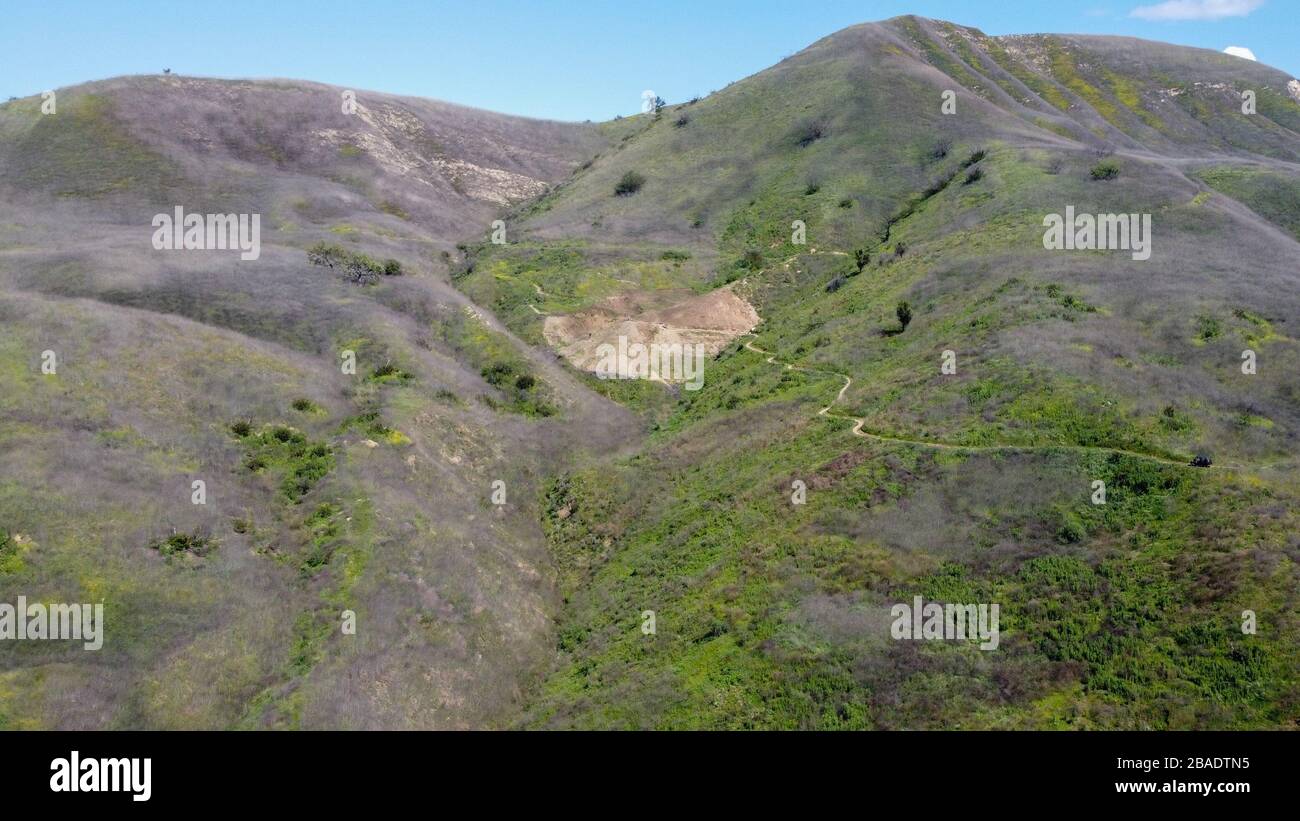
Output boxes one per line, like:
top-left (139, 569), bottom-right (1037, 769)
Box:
top-left (1130, 0), bottom-right (1265, 21)
top-left (1223, 45), bottom-right (1258, 60)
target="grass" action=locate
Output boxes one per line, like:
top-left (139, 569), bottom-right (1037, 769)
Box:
top-left (498, 78), bottom-right (1299, 727)
top-left (1192, 166), bottom-right (1300, 241)
top-left (1, 93), bottom-right (184, 198)
top-left (435, 306), bottom-right (558, 417)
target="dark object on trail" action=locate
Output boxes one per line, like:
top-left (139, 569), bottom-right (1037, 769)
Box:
top-left (1190, 455), bottom-right (1212, 468)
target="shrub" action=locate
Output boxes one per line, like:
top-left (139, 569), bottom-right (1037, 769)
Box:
top-left (896, 300), bottom-right (913, 330)
top-left (674, 114), bottom-right (690, 128)
top-left (481, 361), bottom-right (515, 387)
top-left (929, 139), bottom-right (952, 160)
top-left (964, 166), bottom-right (983, 185)
top-left (1056, 514), bottom-right (1087, 544)
top-left (615, 171), bottom-right (646, 196)
top-left (793, 118), bottom-right (828, 148)
top-left (230, 420), bottom-right (252, 437)
top-left (306, 242), bottom-right (348, 269)
top-left (1196, 314), bottom-right (1221, 341)
top-left (515, 374), bottom-right (536, 391)
top-left (661, 250), bottom-right (691, 262)
top-left (854, 249), bottom-right (870, 271)
top-left (152, 530), bottom-right (215, 557)
top-left (825, 276), bottom-right (847, 293)
top-left (804, 182), bottom-right (820, 195)
top-left (271, 426), bottom-right (301, 444)
top-left (291, 398), bottom-right (319, 413)
top-left (739, 249), bottom-right (764, 271)
top-left (371, 362), bottom-right (413, 382)
top-left (345, 255), bottom-right (383, 285)
top-left (838, 197), bottom-right (853, 208)
top-left (382, 258), bottom-right (403, 276)
top-left (1091, 159), bottom-right (1121, 180)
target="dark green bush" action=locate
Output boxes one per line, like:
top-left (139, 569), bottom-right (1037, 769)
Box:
top-left (1091, 159), bottom-right (1121, 180)
top-left (152, 530), bottom-right (216, 557)
top-left (896, 300), bottom-right (913, 330)
top-left (615, 171), bottom-right (646, 196)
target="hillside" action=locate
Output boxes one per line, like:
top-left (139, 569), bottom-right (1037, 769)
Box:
top-left (1, 16), bottom-right (1298, 731)
top-left (0, 76), bottom-right (635, 728)
top-left (469, 17), bottom-right (1300, 729)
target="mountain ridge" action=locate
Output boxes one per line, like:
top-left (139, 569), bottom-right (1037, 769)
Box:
top-left (1, 16), bottom-right (1297, 729)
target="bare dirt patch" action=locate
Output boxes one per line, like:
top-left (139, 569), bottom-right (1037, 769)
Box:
top-left (542, 285), bottom-right (760, 381)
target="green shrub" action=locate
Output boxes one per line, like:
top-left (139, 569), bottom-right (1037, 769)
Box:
top-left (614, 171), bottom-right (646, 196)
top-left (1091, 159), bottom-right (1121, 180)
top-left (896, 300), bottom-right (913, 330)
top-left (1196, 314), bottom-right (1221, 341)
top-left (306, 242), bottom-right (349, 268)
top-left (370, 362), bottom-right (413, 382)
top-left (739, 249), bottom-right (764, 271)
top-left (151, 530), bottom-right (216, 557)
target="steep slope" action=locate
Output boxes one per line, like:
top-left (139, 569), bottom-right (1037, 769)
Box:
top-left (0, 77), bottom-right (636, 728)
top-left (491, 18), bottom-right (1300, 728)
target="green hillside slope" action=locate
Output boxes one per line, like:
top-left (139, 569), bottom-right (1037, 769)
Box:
top-left (492, 17), bottom-right (1300, 729)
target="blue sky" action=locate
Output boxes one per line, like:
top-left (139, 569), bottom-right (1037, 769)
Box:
top-left (2, 0), bottom-right (1294, 121)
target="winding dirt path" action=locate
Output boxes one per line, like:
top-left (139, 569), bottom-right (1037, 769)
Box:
top-left (742, 337), bottom-right (1198, 468)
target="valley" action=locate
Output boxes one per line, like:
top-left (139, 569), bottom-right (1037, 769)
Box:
top-left (1, 15), bottom-right (1297, 730)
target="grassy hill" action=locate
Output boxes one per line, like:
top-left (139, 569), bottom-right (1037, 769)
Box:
top-left (0, 76), bottom-right (635, 728)
top-left (1, 16), bottom-right (1297, 730)
top-left (488, 17), bottom-right (1300, 729)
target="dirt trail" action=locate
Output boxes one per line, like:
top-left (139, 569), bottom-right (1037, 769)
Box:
top-left (742, 337), bottom-right (1201, 468)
